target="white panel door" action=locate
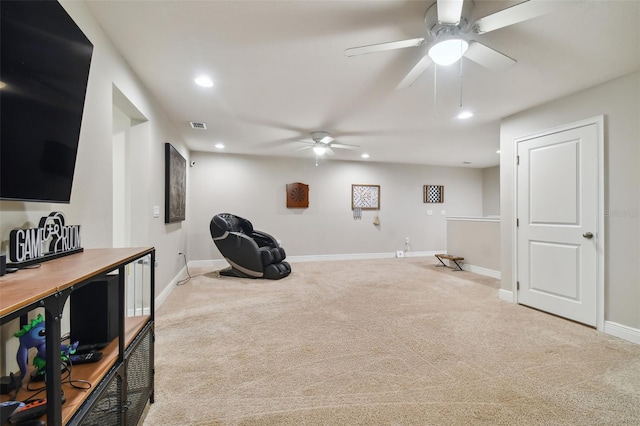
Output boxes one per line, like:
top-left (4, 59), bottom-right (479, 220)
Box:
top-left (517, 123), bottom-right (599, 326)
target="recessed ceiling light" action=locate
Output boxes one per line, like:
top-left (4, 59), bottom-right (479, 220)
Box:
top-left (457, 111), bottom-right (473, 119)
top-left (361, 153), bottom-right (370, 159)
top-left (496, 150), bottom-right (501, 154)
top-left (214, 143), bottom-right (225, 149)
top-left (194, 75), bottom-right (214, 88)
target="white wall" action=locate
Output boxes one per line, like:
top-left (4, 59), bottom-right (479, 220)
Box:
top-left (500, 71), bottom-right (640, 329)
top-left (446, 218), bottom-right (500, 272)
top-left (187, 152), bottom-right (484, 261)
top-left (482, 166), bottom-right (500, 216)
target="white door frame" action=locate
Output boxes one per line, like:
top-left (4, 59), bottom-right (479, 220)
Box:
top-left (512, 115), bottom-right (605, 331)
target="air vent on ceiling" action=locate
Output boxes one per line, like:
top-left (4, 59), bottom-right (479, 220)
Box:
top-left (190, 121), bottom-right (207, 130)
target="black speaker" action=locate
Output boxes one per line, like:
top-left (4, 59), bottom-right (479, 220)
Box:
top-left (0, 254), bottom-right (5, 276)
top-left (70, 275), bottom-right (119, 345)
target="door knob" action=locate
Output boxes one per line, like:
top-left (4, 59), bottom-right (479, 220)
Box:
top-left (583, 232), bottom-right (593, 239)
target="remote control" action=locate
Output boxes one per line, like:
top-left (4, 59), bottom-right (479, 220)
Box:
top-left (8, 394), bottom-right (66, 424)
top-left (7, 399), bottom-right (46, 424)
top-left (69, 351), bottom-right (103, 365)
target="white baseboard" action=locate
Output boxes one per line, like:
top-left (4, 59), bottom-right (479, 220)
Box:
top-left (405, 250), bottom-right (444, 258)
top-left (604, 321), bottom-right (640, 345)
top-left (461, 264), bottom-right (501, 279)
top-left (186, 259), bottom-right (228, 269)
top-left (498, 289), bottom-right (513, 302)
top-left (154, 264), bottom-right (191, 311)
top-left (127, 307), bottom-right (151, 317)
top-left (287, 250), bottom-right (443, 263)
top-left (187, 251), bottom-right (445, 267)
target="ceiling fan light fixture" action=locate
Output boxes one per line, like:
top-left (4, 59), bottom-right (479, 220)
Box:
top-left (428, 38), bottom-right (468, 66)
top-left (457, 111), bottom-right (473, 119)
top-left (313, 146), bottom-right (327, 156)
top-left (311, 131), bottom-right (333, 144)
top-left (194, 75), bottom-right (214, 88)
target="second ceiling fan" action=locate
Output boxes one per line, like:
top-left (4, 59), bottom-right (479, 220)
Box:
top-left (292, 131), bottom-right (359, 157)
top-left (345, 0), bottom-right (558, 89)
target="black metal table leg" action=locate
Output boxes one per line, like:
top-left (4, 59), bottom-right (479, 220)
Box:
top-left (435, 255), bottom-right (447, 267)
top-left (452, 259), bottom-right (464, 271)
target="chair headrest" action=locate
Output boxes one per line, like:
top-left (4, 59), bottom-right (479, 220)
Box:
top-left (210, 213), bottom-right (253, 238)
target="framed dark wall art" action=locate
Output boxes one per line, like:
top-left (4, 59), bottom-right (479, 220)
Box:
top-left (352, 184), bottom-right (380, 210)
top-left (165, 143), bottom-right (186, 223)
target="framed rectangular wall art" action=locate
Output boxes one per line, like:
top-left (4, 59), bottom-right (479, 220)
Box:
top-left (424, 185), bottom-right (444, 203)
top-left (352, 184), bottom-right (380, 210)
top-left (165, 143), bottom-right (186, 223)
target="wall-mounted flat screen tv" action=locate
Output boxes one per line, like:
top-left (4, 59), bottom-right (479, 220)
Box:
top-left (0, 0), bottom-right (93, 203)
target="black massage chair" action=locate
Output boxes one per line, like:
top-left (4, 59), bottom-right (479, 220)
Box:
top-left (209, 213), bottom-right (291, 280)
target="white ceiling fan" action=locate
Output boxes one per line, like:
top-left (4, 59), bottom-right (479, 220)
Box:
top-left (292, 131), bottom-right (360, 157)
top-left (345, 0), bottom-right (559, 89)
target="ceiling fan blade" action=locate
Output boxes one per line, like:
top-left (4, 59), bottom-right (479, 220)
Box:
top-left (344, 38), bottom-right (424, 57)
top-left (396, 54), bottom-right (433, 90)
top-left (291, 144), bottom-right (313, 152)
top-left (464, 41), bottom-right (516, 71)
top-left (437, 0), bottom-right (464, 25)
top-left (330, 143), bottom-right (360, 150)
top-left (473, 0), bottom-right (558, 34)
top-left (325, 148), bottom-right (336, 156)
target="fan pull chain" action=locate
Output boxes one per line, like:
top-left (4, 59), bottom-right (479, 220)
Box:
top-left (459, 51), bottom-right (464, 108)
top-left (433, 64), bottom-right (437, 117)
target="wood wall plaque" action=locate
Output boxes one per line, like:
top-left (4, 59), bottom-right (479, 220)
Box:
top-left (286, 182), bottom-right (309, 208)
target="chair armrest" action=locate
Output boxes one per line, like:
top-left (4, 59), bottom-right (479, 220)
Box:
top-left (252, 230), bottom-right (279, 248)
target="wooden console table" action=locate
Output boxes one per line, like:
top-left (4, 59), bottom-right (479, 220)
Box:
top-left (0, 247), bottom-right (155, 425)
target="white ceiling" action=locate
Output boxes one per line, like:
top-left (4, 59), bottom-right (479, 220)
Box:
top-left (85, 0), bottom-right (640, 168)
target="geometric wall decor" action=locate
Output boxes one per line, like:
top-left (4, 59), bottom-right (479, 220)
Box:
top-left (286, 182), bottom-right (309, 208)
top-left (352, 184), bottom-right (380, 210)
top-left (424, 185), bottom-right (444, 203)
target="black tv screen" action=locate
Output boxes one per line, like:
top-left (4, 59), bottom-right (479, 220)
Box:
top-left (0, 0), bottom-right (93, 203)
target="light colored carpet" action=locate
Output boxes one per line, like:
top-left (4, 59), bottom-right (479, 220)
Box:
top-left (143, 257), bottom-right (640, 425)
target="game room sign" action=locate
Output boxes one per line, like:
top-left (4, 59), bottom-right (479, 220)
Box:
top-left (9, 211), bottom-right (82, 267)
